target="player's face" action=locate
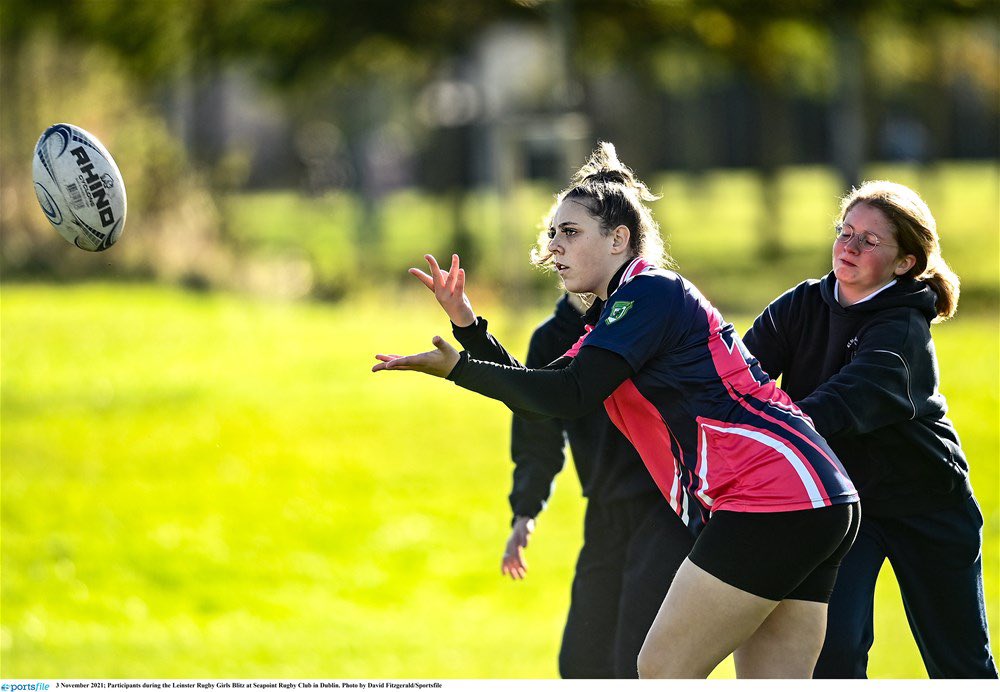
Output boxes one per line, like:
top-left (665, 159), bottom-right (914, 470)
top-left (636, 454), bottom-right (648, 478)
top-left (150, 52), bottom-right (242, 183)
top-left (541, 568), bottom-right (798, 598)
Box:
top-left (833, 202), bottom-right (913, 304)
top-left (547, 199), bottom-right (622, 298)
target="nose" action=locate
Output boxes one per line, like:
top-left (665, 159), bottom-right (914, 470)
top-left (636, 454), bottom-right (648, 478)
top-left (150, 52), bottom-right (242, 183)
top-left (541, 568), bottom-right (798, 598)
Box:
top-left (547, 235), bottom-right (561, 255)
top-left (840, 235), bottom-right (862, 254)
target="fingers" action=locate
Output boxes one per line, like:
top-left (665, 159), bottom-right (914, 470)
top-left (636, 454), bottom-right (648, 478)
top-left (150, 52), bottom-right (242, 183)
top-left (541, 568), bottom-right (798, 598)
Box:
top-left (372, 355), bottom-right (403, 372)
top-left (371, 337), bottom-right (454, 377)
top-left (371, 354), bottom-right (416, 372)
top-left (501, 526), bottom-right (529, 580)
top-left (411, 254), bottom-right (463, 297)
top-left (408, 267), bottom-right (434, 290)
top-left (446, 254), bottom-right (460, 293)
top-left (501, 551), bottom-right (527, 580)
top-left (425, 254), bottom-right (444, 290)
top-left (432, 334), bottom-right (454, 354)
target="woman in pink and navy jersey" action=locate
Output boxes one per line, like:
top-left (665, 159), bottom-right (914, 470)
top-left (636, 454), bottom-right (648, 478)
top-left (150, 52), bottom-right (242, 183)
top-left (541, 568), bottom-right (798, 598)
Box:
top-left (373, 142), bottom-right (860, 678)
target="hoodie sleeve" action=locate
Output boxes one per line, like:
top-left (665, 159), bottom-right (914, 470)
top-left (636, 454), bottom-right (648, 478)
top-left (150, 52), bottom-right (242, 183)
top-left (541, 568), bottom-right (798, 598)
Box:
top-left (507, 312), bottom-right (577, 519)
top-left (796, 311), bottom-right (935, 439)
top-left (509, 414), bottom-right (566, 519)
top-left (743, 288), bottom-right (796, 380)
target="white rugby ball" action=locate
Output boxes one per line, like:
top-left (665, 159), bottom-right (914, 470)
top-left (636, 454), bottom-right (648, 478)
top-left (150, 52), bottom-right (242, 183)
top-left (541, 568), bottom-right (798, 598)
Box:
top-left (32, 123), bottom-right (127, 252)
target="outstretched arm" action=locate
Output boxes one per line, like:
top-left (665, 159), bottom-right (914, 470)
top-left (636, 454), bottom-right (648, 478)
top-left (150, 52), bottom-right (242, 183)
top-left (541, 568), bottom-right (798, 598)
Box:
top-left (374, 337), bottom-right (633, 419)
top-left (449, 346), bottom-right (632, 419)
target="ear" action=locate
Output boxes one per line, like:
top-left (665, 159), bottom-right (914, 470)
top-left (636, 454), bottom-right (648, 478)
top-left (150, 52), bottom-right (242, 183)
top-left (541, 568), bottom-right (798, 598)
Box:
top-left (894, 254), bottom-right (917, 276)
top-left (610, 225), bottom-right (631, 255)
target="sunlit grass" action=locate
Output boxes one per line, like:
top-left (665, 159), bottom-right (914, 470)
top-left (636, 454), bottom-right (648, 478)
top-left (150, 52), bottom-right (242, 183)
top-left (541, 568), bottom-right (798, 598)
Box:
top-left (1, 283), bottom-right (996, 678)
top-left (3, 151), bottom-right (998, 681)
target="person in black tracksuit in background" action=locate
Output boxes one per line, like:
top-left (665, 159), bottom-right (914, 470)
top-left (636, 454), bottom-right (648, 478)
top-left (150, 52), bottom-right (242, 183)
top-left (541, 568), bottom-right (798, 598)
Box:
top-left (502, 292), bottom-right (700, 679)
top-left (379, 143), bottom-right (863, 678)
top-left (743, 180), bottom-right (997, 678)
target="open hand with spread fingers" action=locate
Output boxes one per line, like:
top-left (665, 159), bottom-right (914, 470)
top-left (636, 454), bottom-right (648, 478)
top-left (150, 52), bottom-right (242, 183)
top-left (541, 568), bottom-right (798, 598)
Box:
top-left (408, 254), bottom-right (477, 328)
top-left (372, 335), bottom-right (461, 379)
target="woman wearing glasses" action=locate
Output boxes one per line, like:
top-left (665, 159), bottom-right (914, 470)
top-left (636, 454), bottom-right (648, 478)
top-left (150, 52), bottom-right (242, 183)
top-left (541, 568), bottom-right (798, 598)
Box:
top-left (374, 142), bottom-right (860, 678)
top-left (743, 180), bottom-right (997, 678)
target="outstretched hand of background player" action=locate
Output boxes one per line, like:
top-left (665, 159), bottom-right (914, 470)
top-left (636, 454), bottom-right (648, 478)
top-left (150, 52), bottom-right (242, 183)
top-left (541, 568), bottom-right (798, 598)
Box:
top-left (409, 254), bottom-right (477, 328)
top-left (501, 516), bottom-right (535, 580)
top-left (372, 335), bottom-right (461, 379)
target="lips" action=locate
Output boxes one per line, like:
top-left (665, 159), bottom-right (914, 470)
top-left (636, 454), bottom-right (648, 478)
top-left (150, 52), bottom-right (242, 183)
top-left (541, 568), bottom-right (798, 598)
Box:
top-left (555, 262), bottom-right (569, 273)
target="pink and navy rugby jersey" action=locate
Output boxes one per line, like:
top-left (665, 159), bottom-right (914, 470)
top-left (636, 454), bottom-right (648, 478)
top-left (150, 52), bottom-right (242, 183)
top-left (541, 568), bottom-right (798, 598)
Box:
top-left (570, 258), bottom-right (858, 516)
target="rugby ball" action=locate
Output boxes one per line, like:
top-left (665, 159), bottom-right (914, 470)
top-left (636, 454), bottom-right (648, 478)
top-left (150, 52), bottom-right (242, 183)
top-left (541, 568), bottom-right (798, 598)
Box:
top-left (32, 123), bottom-right (127, 252)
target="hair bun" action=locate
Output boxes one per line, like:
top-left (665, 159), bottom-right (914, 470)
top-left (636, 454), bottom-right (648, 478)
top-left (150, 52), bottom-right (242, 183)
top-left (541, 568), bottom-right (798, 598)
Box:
top-left (571, 142), bottom-right (640, 188)
top-left (583, 168), bottom-right (632, 186)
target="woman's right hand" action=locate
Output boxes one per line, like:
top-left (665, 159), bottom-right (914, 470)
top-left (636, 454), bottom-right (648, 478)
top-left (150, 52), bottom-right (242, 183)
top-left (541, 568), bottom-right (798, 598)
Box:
top-left (371, 335), bottom-right (461, 379)
top-left (501, 516), bottom-right (535, 580)
top-left (409, 254), bottom-right (476, 328)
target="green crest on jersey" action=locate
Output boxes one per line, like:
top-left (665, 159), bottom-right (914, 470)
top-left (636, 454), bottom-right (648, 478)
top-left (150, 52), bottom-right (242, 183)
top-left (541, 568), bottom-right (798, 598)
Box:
top-left (605, 300), bottom-right (634, 325)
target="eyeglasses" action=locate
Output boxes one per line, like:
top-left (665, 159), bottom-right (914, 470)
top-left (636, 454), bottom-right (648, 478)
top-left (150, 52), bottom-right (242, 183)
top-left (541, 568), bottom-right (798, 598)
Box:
top-left (835, 224), bottom-right (898, 253)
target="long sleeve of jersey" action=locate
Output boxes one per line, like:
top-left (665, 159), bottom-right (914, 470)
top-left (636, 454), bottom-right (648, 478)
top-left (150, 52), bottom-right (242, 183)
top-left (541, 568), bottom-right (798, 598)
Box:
top-left (451, 317), bottom-right (524, 367)
top-left (451, 315), bottom-right (601, 421)
top-left (448, 345), bottom-right (634, 420)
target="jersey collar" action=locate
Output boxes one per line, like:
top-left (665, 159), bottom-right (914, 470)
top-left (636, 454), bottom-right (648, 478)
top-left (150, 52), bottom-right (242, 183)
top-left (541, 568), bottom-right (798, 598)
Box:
top-left (583, 257), bottom-right (656, 325)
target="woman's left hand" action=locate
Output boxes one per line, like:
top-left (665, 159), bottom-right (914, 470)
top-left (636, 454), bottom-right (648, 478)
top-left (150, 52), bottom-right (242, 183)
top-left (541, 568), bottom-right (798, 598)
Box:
top-left (408, 254), bottom-right (477, 328)
top-left (372, 335), bottom-right (461, 378)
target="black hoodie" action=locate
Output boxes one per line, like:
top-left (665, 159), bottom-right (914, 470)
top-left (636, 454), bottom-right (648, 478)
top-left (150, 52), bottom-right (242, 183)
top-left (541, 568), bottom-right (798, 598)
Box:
top-left (507, 295), bottom-right (662, 518)
top-left (453, 294), bottom-right (663, 520)
top-left (743, 272), bottom-right (972, 517)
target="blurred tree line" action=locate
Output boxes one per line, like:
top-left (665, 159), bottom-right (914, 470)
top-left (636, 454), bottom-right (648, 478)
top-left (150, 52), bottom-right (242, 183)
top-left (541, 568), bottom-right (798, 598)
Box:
top-left (1, 0), bottom-right (996, 295)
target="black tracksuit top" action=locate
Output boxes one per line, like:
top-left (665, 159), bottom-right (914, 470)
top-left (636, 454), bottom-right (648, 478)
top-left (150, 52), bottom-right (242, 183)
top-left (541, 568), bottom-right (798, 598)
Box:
top-left (455, 295), bottom-right (662, 520)
top-left (743, 272), bottom-right (973, 517)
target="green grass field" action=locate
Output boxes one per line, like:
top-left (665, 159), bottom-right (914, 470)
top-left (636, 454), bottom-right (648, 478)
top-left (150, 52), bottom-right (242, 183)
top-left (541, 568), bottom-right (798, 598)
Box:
top-left (1, 283), bottom-right (997, 678)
